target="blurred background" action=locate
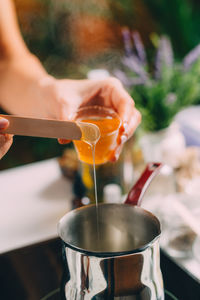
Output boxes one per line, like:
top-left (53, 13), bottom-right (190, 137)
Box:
top-left (2, 0), bottom-right (200, 170)
top-left (1, 2), bottom-right (200, 295)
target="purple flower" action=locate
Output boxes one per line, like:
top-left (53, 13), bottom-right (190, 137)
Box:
top-left (132, 31), bottom-right (147, 66)
top-left (121, 27), bottom-right (133, 56)
top-left (155, 36), bottom-right (174, 79)
top-left (183, 44), bottom-right (200, 70)
top-left (122, 55), bottom-right (148, 81)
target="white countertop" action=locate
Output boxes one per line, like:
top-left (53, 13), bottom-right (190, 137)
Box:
top-left (0, 158), bottom-right (72, 254)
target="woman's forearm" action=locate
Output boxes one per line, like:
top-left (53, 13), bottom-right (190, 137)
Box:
top-left (0, 0), bottom-right (29, 59)
top-left (0, 54), bottom-right (53, 116)
top-left (0, 0), bottom-right (52, 115)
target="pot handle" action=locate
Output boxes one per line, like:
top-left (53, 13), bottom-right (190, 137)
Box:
top-left (125, 162), bottom-right (162, 206)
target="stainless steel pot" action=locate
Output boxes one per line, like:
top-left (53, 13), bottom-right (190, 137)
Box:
top-left (58, 163), bottom-right (164, 299)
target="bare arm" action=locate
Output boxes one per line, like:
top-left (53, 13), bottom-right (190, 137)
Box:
top-left (0, 0), bottom-right (49, 116)
top-left (0, 0), bottom-right (28, 58)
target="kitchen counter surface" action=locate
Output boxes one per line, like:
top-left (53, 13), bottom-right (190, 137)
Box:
top-left (0, 158), bottom-right (72, 254)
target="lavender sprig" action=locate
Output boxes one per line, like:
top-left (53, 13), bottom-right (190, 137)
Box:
top-left (183, 44), bottom-right (200, 70)
top-left (155, 36), bottom-right (174, 79)
top-left (132, 31), bottom-right (147, 66)
top-left (121, 27), bottom-right (133, 56)
top-left (122, 55), bottom-right (148, 81)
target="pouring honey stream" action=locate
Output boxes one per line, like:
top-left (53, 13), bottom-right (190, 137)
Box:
top-left (77, 121), bottom-right (100, 239)
top-left (77, 120), bottom-right (100, 208)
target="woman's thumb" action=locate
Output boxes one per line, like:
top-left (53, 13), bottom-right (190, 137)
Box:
top-left (0, 117), bottom-right (9, 130)
top-left (0, 134), bottom-right (13, 159)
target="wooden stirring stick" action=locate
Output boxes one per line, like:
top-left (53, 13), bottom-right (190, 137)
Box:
top-left (0, 114), bottom-right (82, 140)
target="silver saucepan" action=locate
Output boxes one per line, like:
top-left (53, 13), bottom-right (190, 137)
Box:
top-left (58, 162), bottom-right (164, 300)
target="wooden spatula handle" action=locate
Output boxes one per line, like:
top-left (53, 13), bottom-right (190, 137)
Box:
top-left (0, 114), bottom-right (82, 140)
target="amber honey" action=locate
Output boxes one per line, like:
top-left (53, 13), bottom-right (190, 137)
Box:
top-left (74, 115), bottom-right (121, 165)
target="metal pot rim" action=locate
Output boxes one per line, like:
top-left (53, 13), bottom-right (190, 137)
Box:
top-left (58, 203), bottom-right (161, 257)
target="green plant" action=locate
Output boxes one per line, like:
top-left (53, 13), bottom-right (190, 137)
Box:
top-left (114, 29), bottom-right (200, 132)
top-left (142, 0), bottom-right (200, 57)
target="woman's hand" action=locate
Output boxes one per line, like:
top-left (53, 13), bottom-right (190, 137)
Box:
top-left (0, 118), bottom-right (13, 159)
top-left (52, 77), bottom-right (141, 161)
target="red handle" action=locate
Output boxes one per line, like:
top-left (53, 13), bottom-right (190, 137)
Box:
top-left (125, 162), bottom-right (163, 206)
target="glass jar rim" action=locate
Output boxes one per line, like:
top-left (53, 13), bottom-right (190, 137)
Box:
top-left (74, 105), bottom-right (122, 136)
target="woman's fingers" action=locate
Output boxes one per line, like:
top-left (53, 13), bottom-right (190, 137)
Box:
top-left (121, 107), bottom-right (141, 141)
top-left (101, 78), bottom-right (141, 162)
top-left (0, 117), bottom-right (13, 159)
top-left (0, 117), bottom-right (9, 130)
top-left (58, 138), bottom-right (71, 145)
top-left (109, 108), bottom-right (141, 162)
top-left (99, 77), bottom-right (141, 138)
top-left (101, 78), bottom-right (141, 161)
top-left (0, 134), bottom-right (13, 159)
